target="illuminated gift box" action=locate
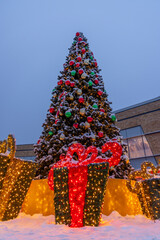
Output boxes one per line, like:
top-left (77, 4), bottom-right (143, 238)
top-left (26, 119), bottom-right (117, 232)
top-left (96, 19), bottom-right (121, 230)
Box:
top-left (0, 135), bottom-right (15, 193)
top-left (0, 135), bottom-right (37, 221)
top-left (138, 178), bottom-right (160, 220)
top-left (127, 162), bottom-right (160, 220)
top-left (48, 142), bottom-right (122, 227)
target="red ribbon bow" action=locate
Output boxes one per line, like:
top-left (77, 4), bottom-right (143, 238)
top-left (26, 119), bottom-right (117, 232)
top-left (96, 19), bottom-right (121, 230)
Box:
top-left (48, 141), bottom-right (122, 190)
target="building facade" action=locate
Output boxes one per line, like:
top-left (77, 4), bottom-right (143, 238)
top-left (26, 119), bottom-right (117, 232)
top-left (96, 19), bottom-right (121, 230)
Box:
top-left (15, 96), bottom-right (160, 169)
top-left (114, 96), bottom-right (160, 169)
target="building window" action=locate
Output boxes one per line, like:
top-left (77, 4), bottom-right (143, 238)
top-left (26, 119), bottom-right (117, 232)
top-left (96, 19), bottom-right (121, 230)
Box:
top-left (128, 136), bottom-right (145, 159)
top-left (120, 126), bottom-right (157, 169)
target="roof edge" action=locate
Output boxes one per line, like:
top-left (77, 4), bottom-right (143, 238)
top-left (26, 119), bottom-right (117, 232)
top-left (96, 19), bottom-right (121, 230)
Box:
top-left (113, 96), bottom-right (160, 114)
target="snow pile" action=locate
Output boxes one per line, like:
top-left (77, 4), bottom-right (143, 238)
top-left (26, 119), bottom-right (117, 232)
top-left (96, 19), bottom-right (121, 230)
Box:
top-left (0, 212), bottom-right (160, 240)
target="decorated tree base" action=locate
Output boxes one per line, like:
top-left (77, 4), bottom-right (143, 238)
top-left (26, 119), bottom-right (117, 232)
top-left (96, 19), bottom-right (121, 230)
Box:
top-left (127, 162), bottom-right (160, 220)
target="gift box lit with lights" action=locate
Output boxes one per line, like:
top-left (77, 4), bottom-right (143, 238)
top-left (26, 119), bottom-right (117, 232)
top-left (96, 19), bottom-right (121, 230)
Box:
top-left (0, 135), bottom-right (15, 193)
top-left (138, 178), bottom-right (160, 220)
top-left (127, 162), bottom-right (160, 220)
top-left (0, 135), bottom-right (38, 221)
top-left (48, 142), bottom-right (122, 227)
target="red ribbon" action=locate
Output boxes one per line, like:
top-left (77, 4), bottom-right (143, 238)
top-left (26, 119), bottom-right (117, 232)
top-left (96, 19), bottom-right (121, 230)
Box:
top-left (68, 165), bottom-right (88, 227)
top-left (48, 141), bottom-right (122, 191)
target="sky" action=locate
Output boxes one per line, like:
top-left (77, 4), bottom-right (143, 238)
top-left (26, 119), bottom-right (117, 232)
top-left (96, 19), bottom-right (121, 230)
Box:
top-left (0, 0), bottom-right (160, 144)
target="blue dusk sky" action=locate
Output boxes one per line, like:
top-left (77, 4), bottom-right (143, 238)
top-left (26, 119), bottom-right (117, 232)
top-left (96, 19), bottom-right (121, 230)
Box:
top-left (0, 0), bottom-right (160, 144)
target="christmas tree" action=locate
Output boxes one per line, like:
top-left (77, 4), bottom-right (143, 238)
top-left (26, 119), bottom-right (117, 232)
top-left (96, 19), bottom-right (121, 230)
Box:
top-left (34, 32), bottom-right (133, 179)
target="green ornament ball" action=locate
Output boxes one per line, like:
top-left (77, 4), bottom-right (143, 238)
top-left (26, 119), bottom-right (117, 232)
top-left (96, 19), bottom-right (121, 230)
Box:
top-left (111, 114), bottom-right (116, 122)
top-left (73, 41), bottom-right (76, 45)
top-left (90, 71), bottom-right (95, 76)
top-left (85, 46), bottom-right (88, 50)
top-left (52, 88), bottom-right (56, 92)
top-left (48, 131), bottom-right (53, 136)
top-left (65, 111), bottom-right (72, 118)
top-left (92, 104), bottom-right (98, 109)
top-left (90, 56), bottom-right (93, 60)
top-left (71, 70), bottom-right (76, 76)
top-left (88, 80), bottom-right (93, 87)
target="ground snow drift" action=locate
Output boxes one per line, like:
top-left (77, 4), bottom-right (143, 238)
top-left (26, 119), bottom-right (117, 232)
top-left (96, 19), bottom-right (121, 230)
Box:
top-left (0, 212), bottom-right (160, 240)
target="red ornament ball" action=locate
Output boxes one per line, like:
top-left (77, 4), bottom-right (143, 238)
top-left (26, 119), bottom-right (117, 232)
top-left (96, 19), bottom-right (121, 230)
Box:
top-left (98, 132), bottom-right (104, 138)
top-left (65, 80), bottom-right (70, 86)
top-left (98, 90), bottom-right (103, 96)
top-left (37, 139), bottom-right (41, 144)
top-left (94, 79), bottom-right (99, 85)
top-left (70, 82), bottom-right (75, 87)
top-left (79, 97), bottom-right (84, 103)
top-left (58, 80), bottom-right (63, 85)
top-left (76, 32), bottom-right (80, 36)
top-left (87, 117), bottom-right (93, 123)
top-left (78, 69), bottom-right (84, 75)
top-left (73, 123), bottom-right (79, 128)
top-left (94, 62), bottom-right (97, 67)
top-left (77, 56), bottom-right (82, 62)
top-left (100, 108), bottom-right (105, 113)
top-left (76, 63), bottom-right (80, 68)
top-left (69, 60), bottom-right (74, 66)
top-left (60, 153), bottom-right (66, 161)
top-left (49, 107), bottom-right (54, 114)
top-left (81, 48), bottom-right (85, 54)
top-left (96, 74), bottom-right (99, 77)
top-left (78, 37), bottom-right (82, 41)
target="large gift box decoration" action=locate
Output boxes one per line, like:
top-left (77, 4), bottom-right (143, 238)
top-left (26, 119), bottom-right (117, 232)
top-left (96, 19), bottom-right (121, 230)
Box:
top-left (48, 141), bottom-right (122, 227)
top-left (0, 135), bottom-right (38, 221)
top-left (0, 135), bottom-right (16, 192)
top-left (127, 162), bottom-right (160, 220)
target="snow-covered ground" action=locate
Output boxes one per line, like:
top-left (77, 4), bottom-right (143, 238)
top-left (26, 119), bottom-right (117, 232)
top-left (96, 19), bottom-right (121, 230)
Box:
top-left (0, 212), bottom-right (160, 240)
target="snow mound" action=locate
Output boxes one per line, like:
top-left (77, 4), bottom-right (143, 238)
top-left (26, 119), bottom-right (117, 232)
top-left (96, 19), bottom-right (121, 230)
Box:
top-left (0, 212), bottom-right (159, 240)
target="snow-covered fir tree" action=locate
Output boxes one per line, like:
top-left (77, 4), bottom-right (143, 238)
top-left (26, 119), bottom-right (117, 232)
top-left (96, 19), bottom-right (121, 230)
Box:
top-left (34, 32), bottom-right (133, 179)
